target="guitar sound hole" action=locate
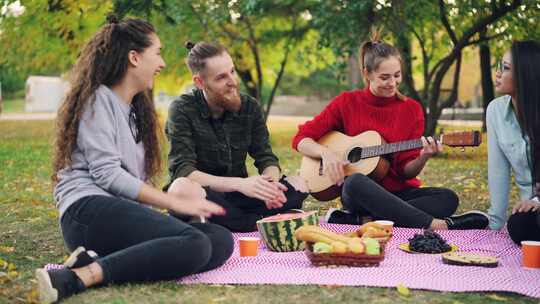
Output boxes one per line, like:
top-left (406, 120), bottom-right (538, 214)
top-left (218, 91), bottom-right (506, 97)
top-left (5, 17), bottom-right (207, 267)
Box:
top-left (347, 147), bottom-right (363, 163)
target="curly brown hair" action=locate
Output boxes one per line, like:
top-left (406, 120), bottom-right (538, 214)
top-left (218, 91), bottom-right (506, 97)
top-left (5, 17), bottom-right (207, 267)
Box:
top-left (52, 15), bottom-right (162, 184)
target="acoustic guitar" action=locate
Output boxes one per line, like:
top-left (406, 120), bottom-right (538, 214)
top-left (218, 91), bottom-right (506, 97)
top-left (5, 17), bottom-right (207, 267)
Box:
top-left (299, 130), bottom-right (481, 201)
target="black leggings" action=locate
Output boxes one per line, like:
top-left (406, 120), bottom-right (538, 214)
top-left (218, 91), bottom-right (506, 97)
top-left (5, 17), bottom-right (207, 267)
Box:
top-left (61, 195), bottom-right (234, 284)
top-left (341, 173), bottom-right (459, 228)
top-left (178, 177), bottom-right (308, 232)
top-left (507, 211), bottom-right (540, 245)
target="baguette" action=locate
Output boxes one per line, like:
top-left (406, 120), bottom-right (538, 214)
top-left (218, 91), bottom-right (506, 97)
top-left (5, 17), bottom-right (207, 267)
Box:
top-left (362, 226), bottom-right (389, 238)
top-left (357, 222), bottom-right (387, 236)
top-left (295, 225), bottom-right (352, 245)
top-left (342, 231), bottom-right (358, 238)
top-left (295, 226), bottom-right (367, 254)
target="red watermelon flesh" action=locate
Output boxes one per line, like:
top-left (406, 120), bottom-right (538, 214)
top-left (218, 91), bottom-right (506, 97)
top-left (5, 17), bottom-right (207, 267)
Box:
top-left (259, 212), bottom-right (311, 222)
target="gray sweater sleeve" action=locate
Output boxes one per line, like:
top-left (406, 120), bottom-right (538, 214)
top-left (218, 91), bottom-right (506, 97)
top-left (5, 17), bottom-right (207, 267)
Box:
top-left (77, 96), bottom-right (143, 200)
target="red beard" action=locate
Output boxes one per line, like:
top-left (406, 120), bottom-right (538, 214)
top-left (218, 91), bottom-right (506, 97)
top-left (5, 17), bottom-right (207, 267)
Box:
top-left (221, 88), bottom-right (241, 112)
top-left (207, 86), bottom-right (241, 112)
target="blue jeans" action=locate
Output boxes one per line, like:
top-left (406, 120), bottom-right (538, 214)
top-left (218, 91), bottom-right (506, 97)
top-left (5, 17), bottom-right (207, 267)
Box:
top-left (61, 195), bottom-right (233, 284)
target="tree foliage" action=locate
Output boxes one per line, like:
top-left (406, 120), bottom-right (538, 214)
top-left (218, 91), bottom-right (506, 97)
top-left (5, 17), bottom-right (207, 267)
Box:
top-left (115, 0), bottom-right (334, 119)
top-left (307, 0), bottom-right (540, 134)
top-left (1, 0), bottom-right (539, 127)
top-left (0, 0), bottom-right (111, 77)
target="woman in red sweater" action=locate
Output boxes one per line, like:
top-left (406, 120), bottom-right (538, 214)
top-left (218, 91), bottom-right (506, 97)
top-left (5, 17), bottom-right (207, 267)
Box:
top-left (293, 38), bottom-right (488, 230)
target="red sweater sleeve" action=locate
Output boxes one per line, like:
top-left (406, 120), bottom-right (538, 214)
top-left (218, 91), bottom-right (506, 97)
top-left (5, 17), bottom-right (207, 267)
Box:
top-left (291, 93), bottom-right (345, 150)
top-left (392, 99), bottom-right (425, 176)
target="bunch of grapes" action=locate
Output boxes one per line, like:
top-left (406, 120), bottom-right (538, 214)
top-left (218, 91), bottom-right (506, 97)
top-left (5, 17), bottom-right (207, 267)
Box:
top-left (408, 230), bottom-right (451, 253)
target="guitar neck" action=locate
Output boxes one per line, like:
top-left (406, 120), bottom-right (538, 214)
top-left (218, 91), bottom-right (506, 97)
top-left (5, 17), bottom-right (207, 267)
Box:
top-left (360, 138), bottom-right (425, 159)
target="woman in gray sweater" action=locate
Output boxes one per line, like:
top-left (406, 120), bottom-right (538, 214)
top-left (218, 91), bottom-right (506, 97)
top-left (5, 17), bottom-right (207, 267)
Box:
top-left (36, 15), bottom-right (233, 303)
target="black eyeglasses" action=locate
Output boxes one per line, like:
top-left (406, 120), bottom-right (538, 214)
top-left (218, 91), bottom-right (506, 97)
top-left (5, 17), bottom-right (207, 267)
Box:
top-left (129, 108), bottom-right (142, 143)
top-left (496, 59), bottom-right (511, 73)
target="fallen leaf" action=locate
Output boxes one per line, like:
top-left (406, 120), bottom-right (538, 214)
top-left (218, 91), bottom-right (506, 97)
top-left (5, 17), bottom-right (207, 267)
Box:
top-left (209, 284), bottom-right (235, 289)
top-left (0, 246), bottom-right (15, 253)
top-left (210, 297), bottom-right (228, 303)
top-left (26, 288), bottom-right (39, 304)
top-left (320, 284), bottom-right (343, 289)
top-left (397, 283), bottom-right (410, 296)
top-left (0, 272), bottom-right (10, 284)
top-left (487, 294), bottom-right (507, 301)
top-left (8, 271), bottom-right (18, 279)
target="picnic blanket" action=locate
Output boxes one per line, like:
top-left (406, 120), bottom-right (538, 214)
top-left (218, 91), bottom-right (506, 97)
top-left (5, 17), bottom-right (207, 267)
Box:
top-left (46, 224), bottom-right (540, 298)
top-left (179, 224), bottom-right (540, 298)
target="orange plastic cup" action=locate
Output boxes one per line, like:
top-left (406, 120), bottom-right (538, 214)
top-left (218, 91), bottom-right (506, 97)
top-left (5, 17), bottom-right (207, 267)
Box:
top-left (374, 220), bottom-right (394, 235)
top-left (239, 237), bottom-right (260, 257)
top-left (521, 241), bottom-right (540, 268)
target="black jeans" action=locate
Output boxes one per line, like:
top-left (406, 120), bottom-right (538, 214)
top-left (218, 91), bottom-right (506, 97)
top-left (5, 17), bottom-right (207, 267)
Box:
top-left (193, 177), bottom-right (308, 232)
top-left (507, 211), bottom-right (540, 245)
top-left (61, 195), bottom-right (234, 284)
top-left (341, 173), bottom-right (459, 228)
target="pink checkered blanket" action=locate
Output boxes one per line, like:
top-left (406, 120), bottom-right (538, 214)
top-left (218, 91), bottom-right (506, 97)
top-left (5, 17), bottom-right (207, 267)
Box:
top-left (46, 224), bottom-right (540, 298)
top-left (179, 225), bottom-right (540, 298)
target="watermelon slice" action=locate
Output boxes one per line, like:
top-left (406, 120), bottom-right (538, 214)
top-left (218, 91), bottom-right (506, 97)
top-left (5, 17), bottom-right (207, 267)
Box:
top-left (256, 211), bottom-right (319, 252)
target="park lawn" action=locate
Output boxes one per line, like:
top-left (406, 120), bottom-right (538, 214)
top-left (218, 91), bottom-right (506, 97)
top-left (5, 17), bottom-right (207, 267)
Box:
top-left (1, 98), bottom-right (25, 113)
top-left (0, 118), bottom-right (531, 304)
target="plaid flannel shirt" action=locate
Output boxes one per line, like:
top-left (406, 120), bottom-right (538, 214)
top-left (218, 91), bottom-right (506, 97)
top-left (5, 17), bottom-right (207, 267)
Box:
top-left (165, 89), bottom-right (280, 186)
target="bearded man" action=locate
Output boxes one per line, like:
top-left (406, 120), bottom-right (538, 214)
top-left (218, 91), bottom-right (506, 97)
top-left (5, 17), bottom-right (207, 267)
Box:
top-left (165, 41), bottom-right (308, 232)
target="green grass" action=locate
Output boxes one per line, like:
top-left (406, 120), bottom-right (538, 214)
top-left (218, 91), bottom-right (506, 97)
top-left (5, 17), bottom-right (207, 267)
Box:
top-left (0, 118), bottom-right (532, 304)
top-left (1, 98), bottom-right (25, 113)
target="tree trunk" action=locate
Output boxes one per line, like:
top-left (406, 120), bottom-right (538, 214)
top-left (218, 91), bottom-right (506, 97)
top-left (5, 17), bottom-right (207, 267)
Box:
top-left (425, 112), bottom-right (438, 137)
top-left (419, 0), bottom-right (520, 136)
top-left (264, 41), bottom-right (292, 121)
top-left (236, 68), bottom-right (259, 101)
top-left (0, 81), bottom-right (3, 115)
top-left (347, 49), bottom-right (360, 90)
top-left (479, 30), bottom-right (494, 132)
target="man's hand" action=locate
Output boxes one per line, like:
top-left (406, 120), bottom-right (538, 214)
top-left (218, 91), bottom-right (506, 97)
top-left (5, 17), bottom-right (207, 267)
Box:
top-left (238, 175), bottom-right (286, 203)
top-left (263, 180), bottom-right (288, 209)
top-left (512, 199), bottom-right (540, 214)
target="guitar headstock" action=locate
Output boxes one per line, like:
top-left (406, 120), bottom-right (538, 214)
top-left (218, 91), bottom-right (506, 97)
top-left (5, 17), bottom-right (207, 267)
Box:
top-left (441, 131), bottom-right (482, 147)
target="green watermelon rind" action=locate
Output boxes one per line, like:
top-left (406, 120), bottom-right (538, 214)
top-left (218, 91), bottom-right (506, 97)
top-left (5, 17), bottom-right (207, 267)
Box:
top-left (256, 211), bottom-right (319, 252)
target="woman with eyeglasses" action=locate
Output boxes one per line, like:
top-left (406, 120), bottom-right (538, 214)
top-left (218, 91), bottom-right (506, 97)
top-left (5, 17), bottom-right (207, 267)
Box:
top-left (487, 40), bottom-right (540, 245)
top-left (36, 14), bottom-right (232, 303)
